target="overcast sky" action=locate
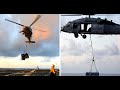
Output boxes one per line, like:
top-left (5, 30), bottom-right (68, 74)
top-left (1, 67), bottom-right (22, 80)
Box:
top-left (60, 14), bottom-right (120, 75)
top-left (0, 14), bottom-right (59, 69)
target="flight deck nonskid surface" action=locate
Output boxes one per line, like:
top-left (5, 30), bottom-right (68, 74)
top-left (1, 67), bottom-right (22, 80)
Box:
top-left (0, 69), bottom-right (59, 76)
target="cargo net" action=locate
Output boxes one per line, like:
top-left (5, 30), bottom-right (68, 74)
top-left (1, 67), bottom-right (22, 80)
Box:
top-left (89, 34), bottom-right (98, 72)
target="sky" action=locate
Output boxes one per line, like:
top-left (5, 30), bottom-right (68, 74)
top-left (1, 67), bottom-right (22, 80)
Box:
top-left (60, 14), bottom-right (120, 75)
top-left (0, 14), bottom-right (60, 69)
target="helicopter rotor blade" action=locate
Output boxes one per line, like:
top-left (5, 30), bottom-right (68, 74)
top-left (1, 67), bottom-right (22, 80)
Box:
top-left (61, 14), bottom-right (82, 16)
top-left (29, 15), bottom-right (41, 27)
top-left (5, 19), bottom-right (25, 27)
top-left (33, 29), bottom-right (46, 32)
top-left (61, 14), bottom-right (114, 17)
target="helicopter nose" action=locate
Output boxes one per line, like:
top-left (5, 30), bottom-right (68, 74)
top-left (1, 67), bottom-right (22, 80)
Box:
top-left (61, 27), bottom-right (64, 32)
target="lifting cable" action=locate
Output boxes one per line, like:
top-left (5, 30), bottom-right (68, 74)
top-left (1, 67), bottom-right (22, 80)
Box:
top-left (24, 40), bottom-right (28, 54)
top-left (89, 34), bottom-right (98, 72)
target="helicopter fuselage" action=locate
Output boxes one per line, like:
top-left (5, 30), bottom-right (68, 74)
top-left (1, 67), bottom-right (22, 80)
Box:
top-left (61, 17), bottom-right (120, 39)
top-left (5, 15), bottom-right (41, 44)
top-left (20, 27), bottom-right (33, 42)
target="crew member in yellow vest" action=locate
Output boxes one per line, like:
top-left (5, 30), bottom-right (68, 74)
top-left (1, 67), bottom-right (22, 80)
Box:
top-left (50, 64), bottom-right (56, 76)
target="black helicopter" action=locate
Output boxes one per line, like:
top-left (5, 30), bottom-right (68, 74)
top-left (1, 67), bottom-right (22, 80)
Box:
top-left (5, 15), bottom-right (45, 43)
top-left (61, 14), bottom-right (120, 39)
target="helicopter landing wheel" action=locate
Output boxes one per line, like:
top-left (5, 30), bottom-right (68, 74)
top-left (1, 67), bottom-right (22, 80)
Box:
top-left (82, 34), bottom-right (87, 39)
top-left (74, 33), bottom-right (79, 38)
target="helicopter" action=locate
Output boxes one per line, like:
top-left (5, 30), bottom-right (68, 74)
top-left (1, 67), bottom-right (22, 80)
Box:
top-left (5, 15), bottom-right (45, 43)
top-left (61, 14), bottom-right (120, 39)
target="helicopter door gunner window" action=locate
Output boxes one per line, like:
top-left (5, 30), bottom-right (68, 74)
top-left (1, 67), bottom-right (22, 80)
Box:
top-left (73, 23), bottom-right (78, 29)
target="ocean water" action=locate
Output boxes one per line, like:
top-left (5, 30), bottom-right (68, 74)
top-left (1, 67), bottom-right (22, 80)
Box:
top-left (61, 73), bottom-right (120, 76)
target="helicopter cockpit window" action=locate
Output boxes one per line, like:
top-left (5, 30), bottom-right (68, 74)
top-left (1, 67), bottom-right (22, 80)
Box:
top-left (66, 22), bottom-right (71, 27)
